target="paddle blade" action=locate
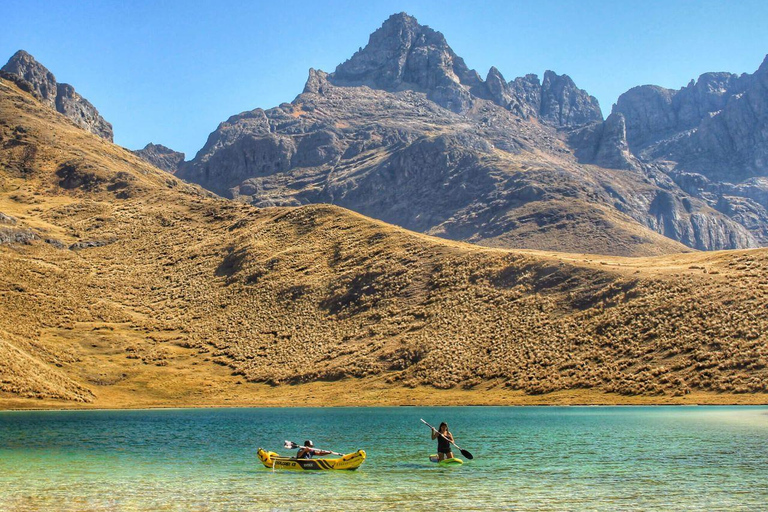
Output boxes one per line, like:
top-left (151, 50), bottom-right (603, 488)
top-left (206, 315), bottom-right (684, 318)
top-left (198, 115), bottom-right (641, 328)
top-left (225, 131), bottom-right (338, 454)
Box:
top-left (460, 448), bottom-right (474, 460)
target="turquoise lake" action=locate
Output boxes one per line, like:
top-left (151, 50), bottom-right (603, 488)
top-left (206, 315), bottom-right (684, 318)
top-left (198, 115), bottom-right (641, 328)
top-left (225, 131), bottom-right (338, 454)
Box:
top-left (1, 406), bottom-right (767, 511)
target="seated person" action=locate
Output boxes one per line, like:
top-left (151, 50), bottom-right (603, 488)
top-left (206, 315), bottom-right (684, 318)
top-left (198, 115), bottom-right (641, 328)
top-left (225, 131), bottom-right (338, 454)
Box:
top-left (296, 440), bottom-right (332, 459)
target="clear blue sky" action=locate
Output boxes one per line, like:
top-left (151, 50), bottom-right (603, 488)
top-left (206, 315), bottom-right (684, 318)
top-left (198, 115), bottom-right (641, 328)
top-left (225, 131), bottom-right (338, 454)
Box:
top-left (3, 0), bottom-right (768, 158)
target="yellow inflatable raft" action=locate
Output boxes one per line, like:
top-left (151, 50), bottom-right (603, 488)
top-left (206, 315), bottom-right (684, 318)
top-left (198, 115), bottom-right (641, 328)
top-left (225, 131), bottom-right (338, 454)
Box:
top-left (257, 448), bottom-right (366, 471)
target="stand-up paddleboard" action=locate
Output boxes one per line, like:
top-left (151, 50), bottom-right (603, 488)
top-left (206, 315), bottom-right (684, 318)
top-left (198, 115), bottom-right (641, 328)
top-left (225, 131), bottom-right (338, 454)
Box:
top-left (430, 454), bottom-right (463, 466)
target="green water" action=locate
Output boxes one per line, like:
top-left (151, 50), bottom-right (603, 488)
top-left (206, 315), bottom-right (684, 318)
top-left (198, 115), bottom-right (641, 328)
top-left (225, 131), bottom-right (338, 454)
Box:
top-left (1, 406), bottom-right (767, 511)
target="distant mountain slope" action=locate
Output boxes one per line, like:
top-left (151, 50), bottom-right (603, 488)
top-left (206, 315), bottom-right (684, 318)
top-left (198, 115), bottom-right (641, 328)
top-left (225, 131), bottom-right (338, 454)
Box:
top-left (1, 75), bottom-right (767, 407)
top-left (179, 13), bottom-right (756, 254)
top-left (576, 55), bottom-right (768, 245)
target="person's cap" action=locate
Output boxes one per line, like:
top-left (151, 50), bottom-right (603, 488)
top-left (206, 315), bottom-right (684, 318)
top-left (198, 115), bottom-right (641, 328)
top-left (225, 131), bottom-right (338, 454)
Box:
top-left (304, 440), bottom-right (314, 447)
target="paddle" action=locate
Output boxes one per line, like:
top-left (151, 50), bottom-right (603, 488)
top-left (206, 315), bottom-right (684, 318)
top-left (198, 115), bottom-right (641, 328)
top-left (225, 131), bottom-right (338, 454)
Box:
top-left (420, 419), bottom-right (474, 460)
top-left (283, 440), bottom-right (343, 456)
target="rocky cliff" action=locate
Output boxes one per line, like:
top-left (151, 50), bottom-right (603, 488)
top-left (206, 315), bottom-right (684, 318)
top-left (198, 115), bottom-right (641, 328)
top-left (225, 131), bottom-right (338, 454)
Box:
top-left (132, 143), bottom-right (185, 173)
top-left (1, 50), bottom-right (113, 141)
top-left (179, 13), bottom-right (755, 254)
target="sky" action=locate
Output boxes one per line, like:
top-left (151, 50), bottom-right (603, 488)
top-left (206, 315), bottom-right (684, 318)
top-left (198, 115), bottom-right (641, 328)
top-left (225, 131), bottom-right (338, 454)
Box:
top-left (3, 0), bottom-right (768, 158)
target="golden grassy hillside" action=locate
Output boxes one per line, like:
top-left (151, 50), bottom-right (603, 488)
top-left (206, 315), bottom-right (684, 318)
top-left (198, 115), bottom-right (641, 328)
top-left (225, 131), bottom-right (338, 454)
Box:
top-left (1, 77), bottom-right (767, 408)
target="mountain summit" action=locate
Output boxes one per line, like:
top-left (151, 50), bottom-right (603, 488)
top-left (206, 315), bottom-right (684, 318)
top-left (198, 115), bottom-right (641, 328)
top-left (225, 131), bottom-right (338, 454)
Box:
top-left (1, 50), bottom-right (113, 141)
top-left (328, 13), bottom-right (602, 125)
top-left (330, 13), bottom-right (482, 112)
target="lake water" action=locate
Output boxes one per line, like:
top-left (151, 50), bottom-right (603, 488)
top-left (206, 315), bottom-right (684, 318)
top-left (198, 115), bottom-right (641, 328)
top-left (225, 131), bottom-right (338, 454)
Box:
top-left (1, 406), bottom-right (767, 511)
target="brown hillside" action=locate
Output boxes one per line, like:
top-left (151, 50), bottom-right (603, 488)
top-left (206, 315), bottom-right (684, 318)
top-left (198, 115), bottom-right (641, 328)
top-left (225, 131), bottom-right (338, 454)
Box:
top-left (1, 77), bottom-right (767, 408)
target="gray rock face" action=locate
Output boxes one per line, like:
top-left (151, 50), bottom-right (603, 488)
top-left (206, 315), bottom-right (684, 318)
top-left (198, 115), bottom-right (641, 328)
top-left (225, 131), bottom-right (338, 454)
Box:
top-left (675, 72), bottom-right (743, 130)
top-left (615, 72), bottom-right (744, 151)
top-left (569, 112), bottom-right (638, 171)
top-left (508, 74), bottom-right (542, 119)
top-left (1, 50), bottom-right (58, 107)
top-left (644, 187), bottom-right (755, 250)
top-left (673, 172), bottom-right (768, 245)
top-left (1, 50), bottom-right (113, 141)
top-left (180, 63), bottom-right (752, 253)
top-left (683, 58), bottom-right (768, 181)
top-left (615, 85), bottom-right (679, 149)
top-left (481, 67), bottom-right (601, 127)
top-left (132, 143), bottom-right (185, 174)
top-left (485, 66), bottom-right (513, 109)
top-left (0, 212), bottom-right (18, 225)
top-left (539, 70), bottom-right (603, 127)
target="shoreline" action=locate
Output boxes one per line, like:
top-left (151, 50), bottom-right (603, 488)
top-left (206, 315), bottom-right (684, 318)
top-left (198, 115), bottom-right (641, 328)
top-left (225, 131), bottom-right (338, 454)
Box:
top-left (2, 382), bottom-right (767, 411)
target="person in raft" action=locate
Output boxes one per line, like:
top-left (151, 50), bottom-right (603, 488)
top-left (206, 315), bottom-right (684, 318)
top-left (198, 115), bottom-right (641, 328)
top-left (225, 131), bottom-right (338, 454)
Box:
top-left (296, 440), bottom-right (332, 459)
top-left (431, 422), bottom-right (455, 460)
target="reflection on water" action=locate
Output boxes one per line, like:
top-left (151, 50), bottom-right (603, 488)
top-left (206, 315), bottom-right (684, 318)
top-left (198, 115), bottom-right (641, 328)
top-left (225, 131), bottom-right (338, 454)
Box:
top-left (1, 406), bottom-right (767, 511)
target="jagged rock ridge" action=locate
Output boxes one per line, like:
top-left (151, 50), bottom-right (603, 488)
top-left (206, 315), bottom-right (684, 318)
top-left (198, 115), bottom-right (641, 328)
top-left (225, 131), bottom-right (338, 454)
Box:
top-left (330, 13), bottom-right (602, 126)
top-left (1, 50), bottom-right (113, 141)
top-left (132, 143), bottom-right (185, 174)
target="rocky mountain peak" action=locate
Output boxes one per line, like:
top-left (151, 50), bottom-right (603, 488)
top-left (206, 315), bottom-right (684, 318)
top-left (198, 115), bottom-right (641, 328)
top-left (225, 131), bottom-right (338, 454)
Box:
top-left (1, 50), bottom-right (113, 141)
top-left (756, 54), bottom-right (768, 76)
top-left (303, 68), bottom-right (330, 94)
top-left (331, 12), bottom-right (480, 112)
top-left (484, 66), bottom-right (513, 107)
top-left (539, 70), bottom-right (603, 127)
top-left (181, 13), bottom-right (763, 254)
top-left (132, 143), bottom-right (185, 174)
top-left (2, 50), bottom-right (58, 107)
top-left (378, 11), bottom-right (422, 38)
top-left (486, 66), bottom-right (504, 82)
top-left (327, 13), bottom-right (603, 126)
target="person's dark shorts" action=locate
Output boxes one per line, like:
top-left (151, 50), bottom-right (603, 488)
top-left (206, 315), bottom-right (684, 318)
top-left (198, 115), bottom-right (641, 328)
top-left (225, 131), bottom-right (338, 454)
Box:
top-left (438, 448), bottom-right (451, 454)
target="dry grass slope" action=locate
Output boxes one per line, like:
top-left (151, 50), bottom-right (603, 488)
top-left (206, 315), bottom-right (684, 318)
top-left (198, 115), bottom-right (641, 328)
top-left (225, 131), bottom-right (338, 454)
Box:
top-left (1, 77), bottom-right (767, 407)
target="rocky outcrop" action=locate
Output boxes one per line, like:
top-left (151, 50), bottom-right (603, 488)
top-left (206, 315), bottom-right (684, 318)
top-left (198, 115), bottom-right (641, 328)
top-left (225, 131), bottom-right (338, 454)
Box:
top-left (132, 143), bottom-right (185, 174)
top-left (1, 50), bottom-right (113, 141)
top-left (682, 57), bottom-right (768, 181)
top-left (539, 71), bottom-right (602, 127)
top-left (0, 212), bottom-right (17, 225)
top-left (644, 188), bottom-right (756, 250)
top-left (482, 67), bottom-right (601, 127)
top-left (569, 112), bottom-right (638, 170)
top-left (672, 172), bottom-right (768, 245)
top-left (507, 74), bottom-right (542, 120)
top-left (1, 51), bottom-right (58, 106)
